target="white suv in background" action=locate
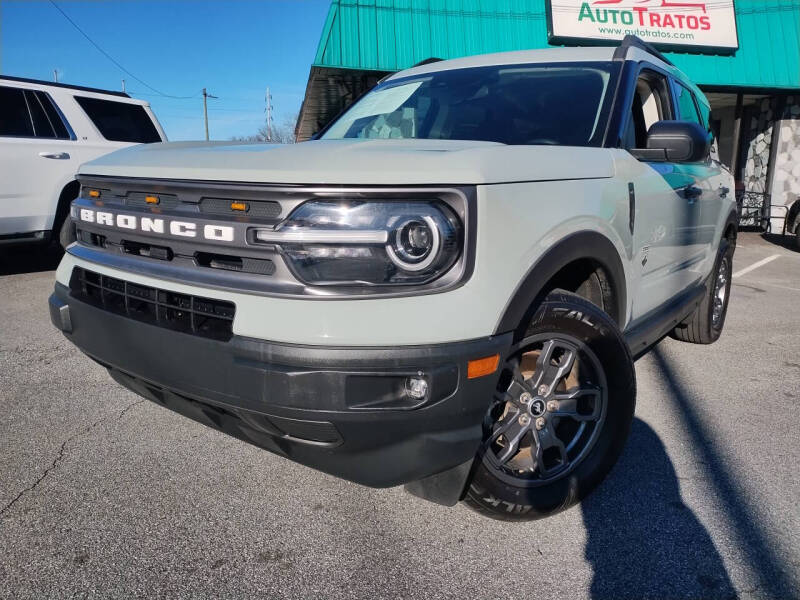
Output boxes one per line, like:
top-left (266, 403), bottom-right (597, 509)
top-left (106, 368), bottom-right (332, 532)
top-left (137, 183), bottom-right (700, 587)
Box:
top-left (0, 76), bottom-right (166, 246)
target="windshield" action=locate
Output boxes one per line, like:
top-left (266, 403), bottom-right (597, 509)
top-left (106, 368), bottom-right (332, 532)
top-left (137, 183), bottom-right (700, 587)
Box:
top-left (322, 62), bottom-right (619, 146)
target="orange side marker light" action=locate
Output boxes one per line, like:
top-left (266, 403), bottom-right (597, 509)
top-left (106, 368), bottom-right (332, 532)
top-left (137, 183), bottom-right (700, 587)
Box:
top-left (467, 354), bottom-right (500, 379)
top-left (145, 195), bottom-right (160, 205)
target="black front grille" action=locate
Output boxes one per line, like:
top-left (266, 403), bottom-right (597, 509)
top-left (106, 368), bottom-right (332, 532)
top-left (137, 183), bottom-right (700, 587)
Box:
top-left (69, 268), bottom-right (235, 341)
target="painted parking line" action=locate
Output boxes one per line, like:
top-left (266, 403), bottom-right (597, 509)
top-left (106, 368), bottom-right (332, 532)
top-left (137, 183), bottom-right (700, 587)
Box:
top-left (732, 254), bottom-right (780, 279)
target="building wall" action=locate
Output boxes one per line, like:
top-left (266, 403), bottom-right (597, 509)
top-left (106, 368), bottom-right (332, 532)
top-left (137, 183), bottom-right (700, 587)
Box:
top-left (743, 98), bottom-right (779, 195)
top-left (769, 96), bottom-right (800, 231)
top-left (312, 1), bottom-right (800, 90)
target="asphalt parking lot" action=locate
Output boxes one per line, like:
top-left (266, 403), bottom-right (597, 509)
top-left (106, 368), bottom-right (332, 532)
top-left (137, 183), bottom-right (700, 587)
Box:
top-left (1, 232), bottom-right (799, 600)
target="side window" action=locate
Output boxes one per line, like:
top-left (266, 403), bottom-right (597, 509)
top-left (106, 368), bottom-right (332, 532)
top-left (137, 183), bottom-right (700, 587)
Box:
top-left (35, 92), bottom-right (71, 139)
top-left (0, 85), bottom-right (35, 137)
top-left (25, 90), bottom-right (57, 138)
top-left (675, 83), bottom-right (702, 125)
top-left (623, 70), bottom-right (673, 149)
top-left (75, 96), bottom-right (161, 143)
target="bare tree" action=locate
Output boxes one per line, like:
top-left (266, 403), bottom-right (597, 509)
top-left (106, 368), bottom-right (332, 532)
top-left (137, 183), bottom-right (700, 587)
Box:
top-left (232, 113), bottom-right (298, 144)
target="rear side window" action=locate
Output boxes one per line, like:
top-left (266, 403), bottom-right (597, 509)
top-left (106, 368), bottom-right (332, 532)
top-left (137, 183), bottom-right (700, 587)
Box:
top-left (26, 91), bottom-right (53, 137)
top-left (75, 96), bottom-right (161, 143)
top-left (675, 83), bottom-right (702, 125)
top-left (25, 91), bottom-right (70, 139)
top-left (0, 85), bottom-right (35, 136)
top-left (36, 91), bottom-right (71, 139)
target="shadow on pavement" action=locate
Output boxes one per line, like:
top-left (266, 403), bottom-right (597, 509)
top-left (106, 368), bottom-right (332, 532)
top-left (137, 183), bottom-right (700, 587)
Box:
top-left (618, 347), bottom-right (795, 599)
top-left (760, 232), bottom-right (798, 253)
top-left (0, 243), bottom-right (63, 276)
top-left (582, 418), bottom-right (735, 600)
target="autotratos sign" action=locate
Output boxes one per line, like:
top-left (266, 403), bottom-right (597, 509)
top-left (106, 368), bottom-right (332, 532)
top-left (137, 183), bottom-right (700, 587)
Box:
top-left (546, 1), bottom-right (739, 53)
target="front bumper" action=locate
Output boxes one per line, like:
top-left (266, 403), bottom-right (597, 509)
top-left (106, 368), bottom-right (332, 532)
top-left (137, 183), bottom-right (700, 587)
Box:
top-left (50, 282), bottom-right (511, 488)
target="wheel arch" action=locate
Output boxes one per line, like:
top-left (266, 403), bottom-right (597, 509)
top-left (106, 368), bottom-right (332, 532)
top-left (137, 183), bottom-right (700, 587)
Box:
top-left (52, 179), bottom-right (80, 231)
top-left (723, 208), bottom-right (739, 244)
top-left (494, 231), bottom-right (627, 338)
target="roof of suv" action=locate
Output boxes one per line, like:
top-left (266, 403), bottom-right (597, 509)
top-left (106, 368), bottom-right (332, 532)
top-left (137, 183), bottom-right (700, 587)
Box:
top-left (390, 45), bottom-right (674, 77)
top-left (384, 41), bottom-right (704, 105)
top-left (0, 74), bottom-right (133, 99)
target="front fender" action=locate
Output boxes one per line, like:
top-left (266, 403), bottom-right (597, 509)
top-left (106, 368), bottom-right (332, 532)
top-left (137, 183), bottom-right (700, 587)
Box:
top-left (494, 230), bottom-right (628, 336)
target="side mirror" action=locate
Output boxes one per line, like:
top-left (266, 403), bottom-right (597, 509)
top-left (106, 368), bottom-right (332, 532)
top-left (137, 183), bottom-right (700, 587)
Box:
top-left (640, 120), bottom-right (711, 163)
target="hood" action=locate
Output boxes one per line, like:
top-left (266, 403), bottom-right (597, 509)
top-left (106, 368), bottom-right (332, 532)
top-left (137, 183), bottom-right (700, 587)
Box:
top-left (79, 139), bottom-right (615, 185)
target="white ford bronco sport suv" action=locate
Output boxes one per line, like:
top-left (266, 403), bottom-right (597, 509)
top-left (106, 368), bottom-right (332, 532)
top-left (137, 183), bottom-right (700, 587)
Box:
top-left (50, 37), bottom-right (737, 520)
top-left (0, 76), bottom-right (165, 246)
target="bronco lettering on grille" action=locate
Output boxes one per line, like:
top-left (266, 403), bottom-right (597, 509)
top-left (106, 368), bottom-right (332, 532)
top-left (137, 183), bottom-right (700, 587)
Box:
top-left (77, 208), bottom-right (235, 242)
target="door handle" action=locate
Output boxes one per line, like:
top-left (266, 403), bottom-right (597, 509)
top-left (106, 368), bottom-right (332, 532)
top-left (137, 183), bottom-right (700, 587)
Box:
top-left (683, 185), bottom-right (703, 200)
top-left (719, 186), bottom-right (730, 198)
top-left (38, 151), bottom-right (70, 160)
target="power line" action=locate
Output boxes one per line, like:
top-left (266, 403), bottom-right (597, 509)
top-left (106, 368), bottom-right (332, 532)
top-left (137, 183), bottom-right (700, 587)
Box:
top-left (127, 90), bottom-right (264, 109)
top-left (47, 0), bottom-right (199, 99)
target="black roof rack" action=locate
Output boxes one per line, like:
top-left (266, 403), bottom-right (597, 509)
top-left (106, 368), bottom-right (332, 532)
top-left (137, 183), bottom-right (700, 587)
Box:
top-left (613, 35), bottom-right (675, 67)
top-left (412, 57), bottom-right (444, 67)
top-left (0, 74), bottom-right (130, 98)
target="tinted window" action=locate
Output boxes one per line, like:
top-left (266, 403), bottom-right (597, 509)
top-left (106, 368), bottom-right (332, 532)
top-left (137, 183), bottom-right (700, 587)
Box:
top-left (0, 85), bottom-right (34, 137)
top-left (322, 62), bottom-right (619, 147)
top-left (696, 96), bottom-right (711, 130)
top-left (675, 83), bottom-right (701, 125)
top-left (36, 91), bottom-right (71, 139)
top-left (26, 90), bottom-right (57, 138)
top-left (75, 96), bottom-right (161, 143)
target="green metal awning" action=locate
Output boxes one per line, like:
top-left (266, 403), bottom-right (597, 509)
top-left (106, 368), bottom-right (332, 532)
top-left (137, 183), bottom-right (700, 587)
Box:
top-left (297, 0), bottom-right (800, 139)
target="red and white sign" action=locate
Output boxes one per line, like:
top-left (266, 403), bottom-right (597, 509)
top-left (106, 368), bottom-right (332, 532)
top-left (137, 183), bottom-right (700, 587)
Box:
top-left (547, 1), bottom-right (739, 52)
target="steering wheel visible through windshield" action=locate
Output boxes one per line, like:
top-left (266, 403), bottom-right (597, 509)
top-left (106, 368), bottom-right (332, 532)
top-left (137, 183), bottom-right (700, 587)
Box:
top-left (321, 61), bottom-right (619, 147)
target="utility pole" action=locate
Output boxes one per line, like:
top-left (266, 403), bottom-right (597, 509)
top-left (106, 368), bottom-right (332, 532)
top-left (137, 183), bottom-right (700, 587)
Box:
top-left (202, 87), bottom-right (218, 141)
top-left (53, 69), bottom-right (59, 83)
top-left (265, 87), bottom-right (274, 142)
top-left (121, 79), bottom-right (126, 93)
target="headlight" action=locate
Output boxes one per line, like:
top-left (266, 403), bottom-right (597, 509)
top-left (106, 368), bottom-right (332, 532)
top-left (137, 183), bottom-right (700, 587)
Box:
top-left (253, 200), bottom-right (463, 286)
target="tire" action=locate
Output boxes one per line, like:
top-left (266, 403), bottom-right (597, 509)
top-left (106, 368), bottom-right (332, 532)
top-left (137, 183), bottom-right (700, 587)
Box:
top-left (58, 216), bottom-right (76, 250)
top-left (670, 238), bottom-right (733, 344)
top-left (794, 222), bottom-right (800, 252)
top-left (51, 181), bottom-right (80, 250)
top-left (463, 290), bottom-right (636, 521)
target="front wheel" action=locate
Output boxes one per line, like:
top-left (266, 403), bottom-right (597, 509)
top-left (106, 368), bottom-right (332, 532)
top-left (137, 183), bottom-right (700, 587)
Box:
top-left (464, 291), bottom-right (636, 521)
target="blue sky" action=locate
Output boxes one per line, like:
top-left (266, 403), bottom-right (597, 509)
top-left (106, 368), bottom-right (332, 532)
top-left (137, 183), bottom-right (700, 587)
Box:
top-left (0, 0), bottom-right (331, 140)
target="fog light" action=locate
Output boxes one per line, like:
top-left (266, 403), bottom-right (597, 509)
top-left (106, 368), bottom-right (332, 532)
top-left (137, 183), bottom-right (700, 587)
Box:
top-left (405, 375), bottom-right (428, 400)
